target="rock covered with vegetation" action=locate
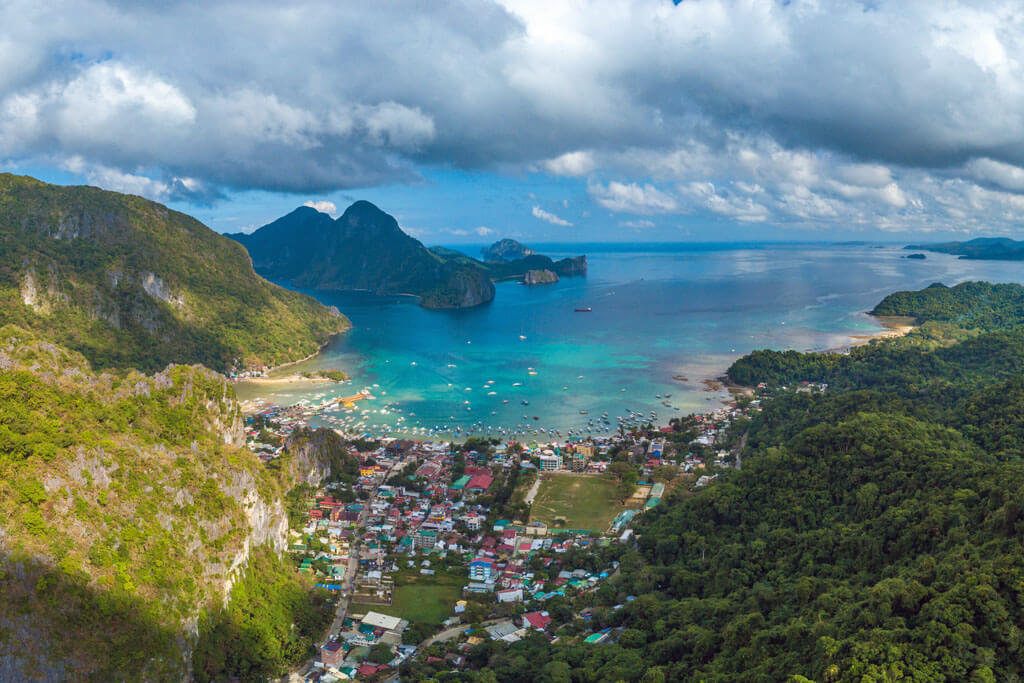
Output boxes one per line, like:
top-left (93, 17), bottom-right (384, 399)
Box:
top-left (523, 268), bottom-right (559, 285)
top-left (0, 173), bottom-right (348, 373)
top-left (231, 203), bottom-right (587, 308)
top-left (481, 238), bottom-right (536, 262)
top-left (0, 326), bottom-right (332, 679)
top-left (230, 201), bottom-right (496, 309)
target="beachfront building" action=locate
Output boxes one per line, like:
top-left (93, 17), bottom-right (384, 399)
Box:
top-left (568, 451), bottom-right (587, 472)
top-left (539, 454), bottom-right (562, 471)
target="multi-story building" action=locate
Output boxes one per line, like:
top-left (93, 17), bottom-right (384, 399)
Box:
top-left (469, 557), bottom-right (495, 582)
top-left (539, 454), bottom-right (562, 471)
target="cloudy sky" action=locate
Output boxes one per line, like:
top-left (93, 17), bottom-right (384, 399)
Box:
top-left (4, 0), bottom-right (1024, 243)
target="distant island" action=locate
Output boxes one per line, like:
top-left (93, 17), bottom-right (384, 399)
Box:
top-left (482, 238), bottom-right (535, 262)
top-left (904, 253), bottom-right (927, 259)
top-left (904, 237), bottom-right (1024, 260)
top-left (229, 205), bottom-right (586, 309)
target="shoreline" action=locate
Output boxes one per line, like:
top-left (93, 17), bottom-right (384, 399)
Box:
top-left (233, 330), bottom-right (347, 383)
top-left (830, 313), bottom-right (916, 352)
top-left (234, 313), bottom-right (918, 439)
top-left (235, 373), bottom-right (340, 387)
top-left (710, 313), bottom-right (918, 397)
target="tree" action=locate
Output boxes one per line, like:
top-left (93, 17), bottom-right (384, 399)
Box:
top-left (368, 642), bottom-right (393, 664)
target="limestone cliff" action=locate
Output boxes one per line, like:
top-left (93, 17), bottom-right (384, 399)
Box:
top-left (0, 327), bottom-right (307, 680)
top-left (523, 269), bottom-right (559, 285)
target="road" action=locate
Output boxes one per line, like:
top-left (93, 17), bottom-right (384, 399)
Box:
top-left (418, 617), bottom-right (508, 650)
top-left (325, 456), bottom-right (407, 635)
top-left (294, 455), bottom-right (410, 678)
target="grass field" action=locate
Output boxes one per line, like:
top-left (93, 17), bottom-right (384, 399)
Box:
top-left (351, 569), bottom-right (463, 624)
top-left (529, 473), bottom-right (635, 531)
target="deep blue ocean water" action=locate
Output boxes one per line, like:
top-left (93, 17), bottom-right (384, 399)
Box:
top-left (235, 243), bottom-right (1024, 439)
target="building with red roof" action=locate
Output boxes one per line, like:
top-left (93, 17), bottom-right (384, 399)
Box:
top-left (523, 611), bottom-right (552, 630)
top-left (466, 474), bottom-right (494, 493)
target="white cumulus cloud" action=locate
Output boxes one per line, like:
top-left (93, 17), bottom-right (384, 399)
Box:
top-left (589, 181), bottom-right (677, 214)
top-left (532, 205), bottom-right (573, 226)
top-left (304, 200), bottom-right (338, 215)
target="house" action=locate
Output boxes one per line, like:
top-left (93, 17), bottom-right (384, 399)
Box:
top-left (362, 611), bottom-right (404, 633)
top-left (320, 640), bottom-right (345, 667)
top-left (466, 474), bottom-right (494, 493)
top-left (485, 620), bottom-right (522, 642)
top-left (496, 588), bottom-right (523, 603)
top-left (358, 663), bottom-right (388, 678)
top-left (523, 611), bottom-right (552, 630)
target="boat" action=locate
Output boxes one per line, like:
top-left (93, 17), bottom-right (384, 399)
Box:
top-left (574, 307), bottom-right (592, 312)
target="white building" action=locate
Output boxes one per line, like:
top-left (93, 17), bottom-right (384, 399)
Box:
top-left (539, 454), bottom-right (562, 471)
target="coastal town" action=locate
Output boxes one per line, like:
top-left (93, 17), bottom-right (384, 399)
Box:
top-left (238, 382), bottom-right (768, 682)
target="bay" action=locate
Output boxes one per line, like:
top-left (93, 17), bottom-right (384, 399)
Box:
top-left (235, 243), bottom-right (1024, 439)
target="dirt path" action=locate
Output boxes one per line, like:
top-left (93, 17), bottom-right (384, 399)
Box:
top-left (523, 474), bottom-right (543, 505)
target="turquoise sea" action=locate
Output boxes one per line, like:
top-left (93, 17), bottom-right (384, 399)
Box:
top-left (235, 243), bottom-right (1024, 439)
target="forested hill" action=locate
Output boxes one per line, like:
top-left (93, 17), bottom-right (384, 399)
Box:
top-left (229, 201), bottom-right (497, 309)
top-left (418, 282), bottom-right (1024, 681)
top-left (904, 237), bottom-right (1024, 260)
top-left (0, 174), bottom-right (348, 372)
top-left (229, 203), bottom-right (586, 308)
top-left (872, 280), bottom-right (1024, 329)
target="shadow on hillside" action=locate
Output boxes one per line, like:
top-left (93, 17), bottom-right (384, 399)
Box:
top-left (0, 553), bottom-right (186, 680)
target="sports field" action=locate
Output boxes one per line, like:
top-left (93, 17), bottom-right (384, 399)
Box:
top-left (352, 569), bottom-right (462, 624)
top-left (529, 473), bottom-right (634, 531)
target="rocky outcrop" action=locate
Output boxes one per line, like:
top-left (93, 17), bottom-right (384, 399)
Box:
top-left (523, 269), bottom-right (559, 285)
top-left (553, 254), bottom-right (587, 276)
top-left (419, 266), bottom-right (496, 309)
top-left (482, 238), bottom-right (536, 262)
top-left (0, 331), bottom-right (302, 680)
top-left (284, 427), bottom-right (343, 486)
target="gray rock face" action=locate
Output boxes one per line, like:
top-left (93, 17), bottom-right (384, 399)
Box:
top-left (523, 269), bottom-right (559, 285)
